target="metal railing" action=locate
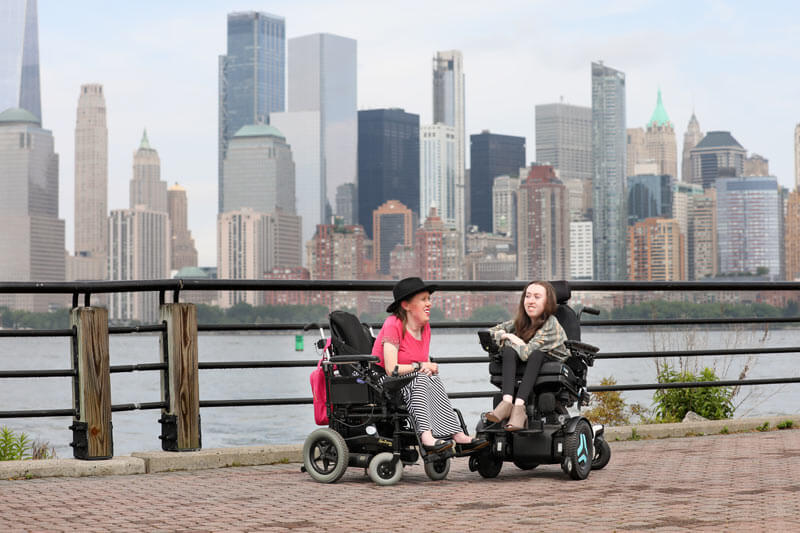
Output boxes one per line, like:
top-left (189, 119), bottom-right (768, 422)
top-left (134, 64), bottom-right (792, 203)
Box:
top-left (1, 279), bottom-right (799, 455)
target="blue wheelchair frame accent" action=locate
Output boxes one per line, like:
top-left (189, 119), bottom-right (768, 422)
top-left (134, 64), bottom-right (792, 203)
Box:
top-left (577, 433), bottom-right (588, 464)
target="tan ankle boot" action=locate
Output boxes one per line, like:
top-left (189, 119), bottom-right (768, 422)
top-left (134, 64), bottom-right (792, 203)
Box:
top-left (505, 403), bottom-right (527, 431)
top-left (485, 400), bottom-right (513, 423)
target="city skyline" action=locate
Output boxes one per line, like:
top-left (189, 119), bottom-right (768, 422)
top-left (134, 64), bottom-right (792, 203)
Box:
top-left (31, 1), bottom-right (800, 265)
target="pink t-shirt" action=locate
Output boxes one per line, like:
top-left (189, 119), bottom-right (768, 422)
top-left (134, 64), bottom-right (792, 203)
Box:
top-left (371, 315), bottom-right (431, 369)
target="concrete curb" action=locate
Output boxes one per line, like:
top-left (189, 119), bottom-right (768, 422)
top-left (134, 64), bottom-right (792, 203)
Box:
top-left (604, 414), bottom-right (800, 441)
top-left (0, 456), bottom-right (145, 480)
top-left (2, 416), bottom-right (797, 480)
top-left (131, 444), bottom-right (302, 474)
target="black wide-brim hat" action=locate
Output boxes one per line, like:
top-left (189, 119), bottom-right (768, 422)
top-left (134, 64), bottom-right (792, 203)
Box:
top-left (386, 277), bottom-right (438, 313)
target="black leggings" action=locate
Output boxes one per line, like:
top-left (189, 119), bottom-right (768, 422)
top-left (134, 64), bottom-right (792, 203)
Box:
top-left (501, 345), bottom-right (546, 401)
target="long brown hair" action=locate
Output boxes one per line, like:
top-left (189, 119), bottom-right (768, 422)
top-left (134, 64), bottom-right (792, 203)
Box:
top-left (392, 307), bottom-right (409, 339)
top-left (512, 280), bottom-right (558, 342)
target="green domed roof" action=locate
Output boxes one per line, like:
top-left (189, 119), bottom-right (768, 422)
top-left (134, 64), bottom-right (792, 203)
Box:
top-left (175, 266), bottom-right (209, 279)
top-left (647, 89), bottom-right (671, 128)
top-left (0, 107), bottom-right (41, 125)
top-left (234, 124), bottom-right (285, 139)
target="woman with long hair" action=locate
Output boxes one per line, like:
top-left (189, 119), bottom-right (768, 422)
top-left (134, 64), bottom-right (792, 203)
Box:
top-left (371, 277), bottom-right (487, 455)
top-left (484, 280), bottom-right (569, 431)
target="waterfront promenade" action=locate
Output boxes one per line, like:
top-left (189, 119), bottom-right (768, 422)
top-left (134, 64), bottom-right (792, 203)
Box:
top-left (2, 428), bottom-right (799, 532)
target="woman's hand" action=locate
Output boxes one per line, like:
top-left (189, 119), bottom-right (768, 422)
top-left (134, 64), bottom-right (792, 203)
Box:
top-left (419, 361), bottom-right (438, 376)
top-left (501, 332), bottom-right (526, 347)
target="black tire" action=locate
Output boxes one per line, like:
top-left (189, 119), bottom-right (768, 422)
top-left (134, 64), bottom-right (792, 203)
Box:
top-left (592, 436), bottom-right (611, 470)
top-left (368, 452), bottom-right (403, 486)
top-left (303, 428), bottom-right (349, 483)
top-left (423, 456), bottom-right (450, 481)
top-left (561, 419), bottom-right (593, 480)
top-left (512, 458), bottom-right (539, 470)
top-left (475, 452), bottom-right (503, 479)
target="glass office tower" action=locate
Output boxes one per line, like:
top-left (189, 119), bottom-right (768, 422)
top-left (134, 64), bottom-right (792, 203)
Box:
top-left (218, 11), bottom-right (286, 212)
top-left (0, 0), bottom-right (41, 120)
top-left (592, 61), bottom-right (627, 280)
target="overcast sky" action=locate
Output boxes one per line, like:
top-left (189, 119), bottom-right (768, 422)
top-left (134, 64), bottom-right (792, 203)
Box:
top-left (38, 0), bottom-right (800, 266)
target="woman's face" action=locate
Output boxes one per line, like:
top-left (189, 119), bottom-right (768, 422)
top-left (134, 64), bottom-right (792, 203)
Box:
top-left (523, 284), bottom-right (548, 320)
top-left (402, 291), bottom-right (431, 325)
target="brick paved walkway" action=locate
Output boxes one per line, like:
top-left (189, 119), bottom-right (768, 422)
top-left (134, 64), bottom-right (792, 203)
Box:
top-left (2, 429), bottom-right (799, 532)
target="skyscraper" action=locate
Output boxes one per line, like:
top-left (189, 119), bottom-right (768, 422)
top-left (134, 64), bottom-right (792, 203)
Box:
top-left (688, 188), bottom-right (717, 280)
top-left (167, 184), bottom-right (198, 271)
top-left (681, 113), bottom-right (703, 183)
top-left (420, 124), bottom-right (457, 227)
top-left (221, 124), bottom-right (295, 214)
top-left (517, 165), bottom-right (570, 281)
top-left (534, 102), bottom-right (592, 182)
top-left (689, 131), bottom-right (746, 189)
top-left (357, 108), bottom-right (420, 237)
top-left (130, 130), bottom-right (167, 213)
top-left (217, 208), bottom-right (271, 307)
top-left (288, 33), bottom-right (357, 217)
top-left (644, 89), bottom-right (678, 179)
top-left (218, 11), bottom-right (286, 212)
top-left (628, 218), bottom-right (684, 281)
top-left (433, 50), bottom-right (465, 233)
top-left (627, 174), bottom-right (673, 225)
top-left (373, 200), bottom-right (413, 276)
top-left (108, 206), bottom-right (170, 322)
top-left (73, 83), bottom-right (108, 281)
top-left (492, 175), bottom-right (519, 238)
top-left (469, 131), bottom-right (526, 232)
top-left (335, 183), bottom-right (357, 226)
top-left (591, 61), bottom-right (627, 280)
top-left (716, 176), bottom-right (781, 278)
top-left (0, 107), bottom-right (65, 311)
top-left (0, 0), bottom-right (41, 121)
top-left (794, 123), bottom-right (800, 189)
top-left (786, 190), bottom-right (800, 280)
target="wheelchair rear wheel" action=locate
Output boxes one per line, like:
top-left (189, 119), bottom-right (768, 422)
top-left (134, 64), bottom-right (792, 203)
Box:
top-left (303, 428), bottom-right (349, 483)
top-left (368, 452), bottom-right (403, 486)
top-left (423, 456), bottom-right (450, 481)
top-left (562, 419), bottom-right (593, 480)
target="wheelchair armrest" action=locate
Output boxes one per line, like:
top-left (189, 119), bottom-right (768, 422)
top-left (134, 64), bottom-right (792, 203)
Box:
top-left (329, 354), bottom-right (380, 364)
top-left (564, 340), bottom-right (599, 367)
top-left (477, 329), bottom-right (500, 354)
top-left (380, 373), bottom-right (416, 395)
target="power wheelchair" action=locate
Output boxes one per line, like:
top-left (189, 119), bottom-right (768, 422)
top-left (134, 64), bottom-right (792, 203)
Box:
top-left (301, 311), bottom-right (469, 486)
top-left (470, 280), bottom-right (611, 480)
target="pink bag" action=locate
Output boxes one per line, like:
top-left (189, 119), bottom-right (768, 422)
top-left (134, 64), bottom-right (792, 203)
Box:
top-left (310, 338), bottom-right (331, 425)
top-left (310, 357), bottom-right (328, 425)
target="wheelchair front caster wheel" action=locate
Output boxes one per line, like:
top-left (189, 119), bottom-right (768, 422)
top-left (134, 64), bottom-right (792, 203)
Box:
top-left (474, 452), bottom-right (503, 478)
top-left (368, 452), bottom-right (403, 486)
top-left (424, 456), bottom-right (450, 481)
top-left (303, 428), bottom-right (349, 484)
top-left (592, 436), bottom-right (611, 470)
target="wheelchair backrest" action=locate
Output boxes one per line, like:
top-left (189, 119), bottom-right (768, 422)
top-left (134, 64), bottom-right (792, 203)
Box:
top-left (328, 310), bottom-right (375, 356)
top-left (551, 280), bottom-right (580, 341)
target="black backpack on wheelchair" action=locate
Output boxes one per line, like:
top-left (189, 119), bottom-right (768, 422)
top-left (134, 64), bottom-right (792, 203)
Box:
top-left (471, 280), bottom-right (611, 480)
top-left (301, 311), bottom-right (463, 485)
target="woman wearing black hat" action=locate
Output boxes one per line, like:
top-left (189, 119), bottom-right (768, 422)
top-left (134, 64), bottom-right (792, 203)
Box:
top-left (370, 277), bottom-right (487, 455)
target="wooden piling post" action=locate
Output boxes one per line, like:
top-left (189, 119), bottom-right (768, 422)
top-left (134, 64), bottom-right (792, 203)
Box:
top-left (159, 302), bottom-right (201, 451)
top-left (69, 307), bottom-right (113, 459)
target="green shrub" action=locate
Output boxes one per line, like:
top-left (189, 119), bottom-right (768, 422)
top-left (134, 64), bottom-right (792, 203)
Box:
top-left (777, 420), bottom-right (794, 430)
top-left (0, 427), bottom-right (31, 461)
top-left (584, 377), bottom-right (647, 426)
top-left (756, 421), bottom-right (770, 432)
top-left (652, 365), bottom-right (734, 422)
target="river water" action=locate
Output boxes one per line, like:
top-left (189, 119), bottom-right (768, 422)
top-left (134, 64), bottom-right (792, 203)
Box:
top-left (1, 326), bottom-right (798, 457)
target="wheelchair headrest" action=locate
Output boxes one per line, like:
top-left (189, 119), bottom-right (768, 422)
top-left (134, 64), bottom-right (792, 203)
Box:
top-left (328, 310), bottom-right (375, 354)
top-left (550, 280), bottom-right (571, 304)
